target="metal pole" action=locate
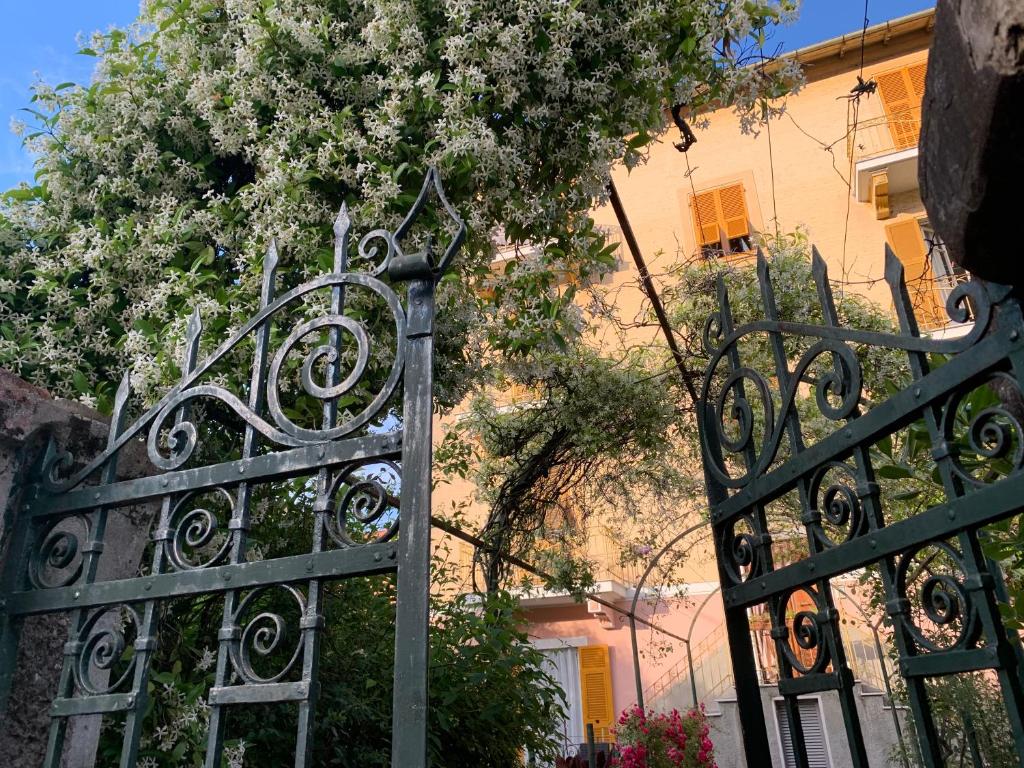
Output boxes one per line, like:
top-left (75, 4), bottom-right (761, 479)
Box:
top-left (607, 178), bottom-right (699, 405)
top-left (626, 522), bottom-right (709, 709)
top-left (962, 709), bottom-right (985, 768)
top-left (871, 624), bottom-right (911, 768)
top-left (687, 641), bottom-right (698, 708)
top-left (630, 614), bottom-right (645, 711)
top-left (391, 274), bottom-right (436, 768)
top-left (833, 584), bottom-right (912, 768)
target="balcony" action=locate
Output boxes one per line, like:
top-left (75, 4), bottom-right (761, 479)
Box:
top-left (510, 526), bottom-right (645, 611)
top-left (846, 105), bottom-right (921, 207)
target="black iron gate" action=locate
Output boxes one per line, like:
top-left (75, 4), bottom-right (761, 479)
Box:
top-left (0, 169), bottom-right (463, 767)
top-left (698, 247), bottom-right (1024, 767)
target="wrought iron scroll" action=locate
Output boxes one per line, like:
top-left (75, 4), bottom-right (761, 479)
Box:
top-left (0, 168), bottom-right (463, 768)
top-left (698, 247), bottom-right (1024, 768)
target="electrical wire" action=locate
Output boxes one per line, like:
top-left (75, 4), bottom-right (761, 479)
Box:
top-left (839, 0), bottom-right (872, 290)
top-left (683, 151), bottom-right (708, 260)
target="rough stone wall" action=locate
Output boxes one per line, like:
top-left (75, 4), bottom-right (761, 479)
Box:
top-left (920, 0), bottom-right (1024, 284)
top-left (0, 370), bottom-right (153, 767)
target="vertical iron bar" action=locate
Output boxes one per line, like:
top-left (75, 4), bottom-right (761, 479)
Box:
top-left (812, 248), bottom-right (945, 767)
top-left (43, 375), bottom-right (131, 767)
top-left (701, 275), bottom-right (775, 766)
top-left (961, 709), bottom-right (985, 768)
top-left (296, 209), bottom-right (350, 767)
top-left (391, 275), bottom-right (435, 768)
top-left (758, 251), bottom-right (869, 768)
top-left (0, 437), bottom-right (62, 715)
top-left (204, 241), bottom-right (279, 767)
top-left (870, 623), bottom-right (911, 768)
top-left (118, 311), bottom-right (204, 768)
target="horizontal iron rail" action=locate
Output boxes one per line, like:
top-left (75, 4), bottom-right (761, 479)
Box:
top-left (710, 328), bottom-right (1017, 524)
top-left (5, 541), bottom-right (397, 616)
top-left (209, 680), bottom-right (312, 706)
top-left (902, 648), bottom-right (998, 678)
top-left (50, 692), bottom-right (135, 717)
top-left (27, 431), bottom-right (402, 518)
top-left (777, 671), bottom-right (845, 696)
top-left (723, 470), bottom-right (1024, 609)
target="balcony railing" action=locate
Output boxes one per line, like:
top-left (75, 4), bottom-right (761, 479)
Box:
top-left (509, 527), bottom-right (645, 593)
top-left (646, 605), bottom-right (891, 712)
top-left (846, 104), bottom-right (922, 163)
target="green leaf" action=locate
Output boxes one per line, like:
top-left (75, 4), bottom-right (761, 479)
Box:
top-left (892, 490), bottom-right (921, 501)
top-left (72, 370), bottom-right (90, 394)
top-left (875, 464), bottom-right (913, 480)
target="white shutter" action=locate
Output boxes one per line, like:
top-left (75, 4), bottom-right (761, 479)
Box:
top-left (775, 698), bottom-right (831, 768)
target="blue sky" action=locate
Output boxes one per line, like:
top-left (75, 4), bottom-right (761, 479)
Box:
top-left (0, 0), bottom-right (935, 191)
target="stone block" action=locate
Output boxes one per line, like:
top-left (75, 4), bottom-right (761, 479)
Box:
top-left (0, 370), bottom-right (153, 767)
top-left (919, 0), bottom-right (1024, 284)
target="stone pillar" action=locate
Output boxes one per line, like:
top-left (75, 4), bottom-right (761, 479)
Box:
top-left (919, 0), bottom-right (1024, 285)
top-left (0, 370), bottom-right (152, 767)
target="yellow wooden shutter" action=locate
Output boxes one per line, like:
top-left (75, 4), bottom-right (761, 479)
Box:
top-left (691, 183), bottom-right (749, 252)
top-left (907, 62), bottom-right (927, 100)
top-left (578, 645), bottom-right (615, 742)
top-left (876, 63), bottom-right (926, 149)
top-left (691, 190), bottom-right (721, 246)
top-left (718, 183), bottom-right (750, 240)
top-left (885, 218), bottom-right (945, 330)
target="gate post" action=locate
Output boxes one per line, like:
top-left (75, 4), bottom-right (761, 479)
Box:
top-left (391, 271), bottom-right (436, 767)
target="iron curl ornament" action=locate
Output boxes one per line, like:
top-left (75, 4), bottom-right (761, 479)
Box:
top-left (718, 512), bottom-right (767, 586)
top-left (39, 168), bottom-right (464, 494)
top-left (2, 167), bottom-right (462, 768)
top-left (805, 461), bottom-right (868, 548)
top-left (773, 586), bottom-right (831, 677)
top-left (697, 242), bottom-right (1024, 768)
top-left (940, 371), bottom-right (1024, 486)
top-left (29, 515), bottom-right (90, 590)
top-left (699, 250), bottom-right (1004, 489)
top-left (72, 605), bottom-right (143, 697)
top-left (894, 541), bottom-right (980, 654)
top-left (142, 271), bottom-right (407, 472)
top-left (163, 487), bottom-right (236, 571)
top-left (323, 460), bottom-right (402, 548)
top-left (225, 586), bottom-right (308, 685)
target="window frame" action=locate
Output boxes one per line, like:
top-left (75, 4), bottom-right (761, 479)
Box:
top-left (689, 182), bottom-right (754, 259)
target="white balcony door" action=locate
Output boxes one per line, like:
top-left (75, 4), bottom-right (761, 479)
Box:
top-left (537, 645), bottom-right (585, 761)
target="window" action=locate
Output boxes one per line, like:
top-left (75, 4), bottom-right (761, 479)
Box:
top-left (875, 62), bottom-right (927, 150)
top-left (527, 643), bottom-right (614, 766)
top-left (690, 183), bottom-right (753, 258)
top-left (919, 220), bottom-right (969, 298)
top-left (539, 646), bottom-right (585, 757)
top-left (885, 217), bottom-right (972, 330)
top-left (775, 698), bottom-right (831, 768)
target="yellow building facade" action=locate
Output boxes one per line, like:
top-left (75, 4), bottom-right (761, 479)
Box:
top-left (434, 9), bottom-right (941, 765)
